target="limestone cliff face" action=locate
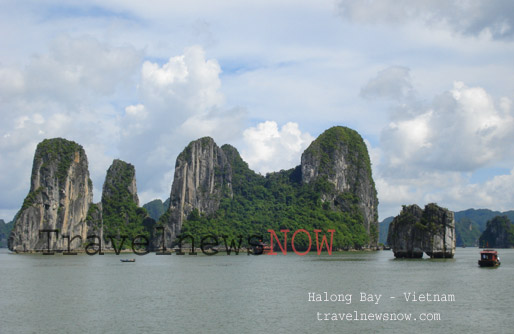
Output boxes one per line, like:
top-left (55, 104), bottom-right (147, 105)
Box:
top-left (301, 126), bottom-right (379, 246)
top-left (164, 137), bottom-right (232, 245)
top-left (8, 138), bottom-right (93, 252)
top-left (422, 204), bottom-right (456, 257)
top-left (387, 204), bottom-right (456, 258)
top-left (386, 205), bottom-right (426, 258)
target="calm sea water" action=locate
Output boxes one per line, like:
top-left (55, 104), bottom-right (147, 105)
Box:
top-left (1, 248), bottom-right (513, 334)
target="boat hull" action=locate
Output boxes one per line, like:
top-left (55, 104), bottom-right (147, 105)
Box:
top-left (478, 260), bottom-right (500, 267)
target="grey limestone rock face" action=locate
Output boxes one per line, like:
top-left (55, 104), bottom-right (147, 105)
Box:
top-left (9, 138), bottom-right (93, 252)
top-left (387, 204), bottom-right (456, 258)
top-left (300, 126), bottom-right (379, 246)
top-left (162, 137), bottom-right (232, 247)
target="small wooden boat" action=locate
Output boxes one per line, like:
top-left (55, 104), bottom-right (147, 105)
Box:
top-left (120, 259), bottom-right (136, 263)
top-left (262, 243), bottom-right (272, 255)
top-left (253, 241), bottom-right (272, 255)
top-left (478, 250), bottom-right (500, 267)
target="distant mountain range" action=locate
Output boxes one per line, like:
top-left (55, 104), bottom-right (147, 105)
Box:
top-left (143, 198), bottom-right (170, 221)
top-left (379, 208), bottom-right (514, 247)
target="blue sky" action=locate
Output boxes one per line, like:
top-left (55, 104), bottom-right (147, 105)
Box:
top-left (1, 0), bottom-right (514, 221)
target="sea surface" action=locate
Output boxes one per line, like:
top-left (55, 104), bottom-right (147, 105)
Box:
top-left (1, 247), bottom-right (513, 334)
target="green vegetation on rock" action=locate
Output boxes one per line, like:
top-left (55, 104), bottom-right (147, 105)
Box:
top-left (34, 138), bottom-right (85, 188)
top-left (478, 216), bottom-right (514, 248)
top-left (143, 199), bottom-right (170, 221)
top-left (85, 203), bottom-right (102, 233)
top-left (304, 126), bottom-right (373, 183)
top-left (101, 160), bottom-right (149, 243)
top-left (180, 145), bottom-right (370, 250)
top-left (21, 187), bottom-right (43, 210)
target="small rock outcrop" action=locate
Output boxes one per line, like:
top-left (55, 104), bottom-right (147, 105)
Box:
top-left (301, 126), bottom-right (379, 246)
top-left (387, 204), bottom-right (456, 258)
top-left (162, 137), bottom-right (232, 246)
top-left (478, 216), bottom-right (514, 248)
top-left (9, 138), bottom-right (93, 252)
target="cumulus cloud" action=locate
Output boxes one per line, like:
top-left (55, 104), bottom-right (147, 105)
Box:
top-left (118, 46), bottom-right (245, 204)
top-left (360, 66), bottom-right (413, 101)
top-left (241, 121), bottom-right (314, 174)
top-left (0, 38), bottom-right (252, 217)
top-left (26, 35), bottom-right (141, 103)
top-left (376, 166), bottom-right (514, 218)
top-left (460, 168), bottom-right (514, 210)
top-left (362, 66), bottom-right (514, 217)
top-left (139, 46), bottom-right (224, 117)
top-left (338, 0), bottom-right (514, 40)
top-left (381, 81), bottom-right (514, 173)
top-left (0, 35), bottom-right (142, 219)
top-left (179, 107), bottom-right (246, 143)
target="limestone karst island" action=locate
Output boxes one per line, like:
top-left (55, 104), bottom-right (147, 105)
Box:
top-left (7, 126), bottom-right (458, 256)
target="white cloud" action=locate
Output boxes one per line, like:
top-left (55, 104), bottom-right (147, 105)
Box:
top-left (179, 107), bottom-right (246, 143)
top-left (360, 66), bottom-right (413, 101)
top-left (117, 45), bottom-right (245, 205)
top-left (139, 46), bottom-right (223, 116)
top-left (1, 1), bottom-right (514, 222)
top-left (380, 81), bottom-right (514, 174)
top-left (0, 39), bottom-right (248, 215)
top-left (338, 0), bottom-right (514, 40)
top-left (363, 68), bottom-right (514, 218)
top-left (375, 166), bottom-right (514, 218)
top-left (0, 35), bottom-right (142, 219)
top-left (241, 121), bottom-right (314, 174)
top-left (25, 35), bottom-right (142, 103)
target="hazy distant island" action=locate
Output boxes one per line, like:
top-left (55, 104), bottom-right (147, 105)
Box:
top-left (478, 215), bottom-right (514, 248)
top-left (0, 219), bottom-right (14, 248)
top-left (7, 126), bottom-right (380, 253)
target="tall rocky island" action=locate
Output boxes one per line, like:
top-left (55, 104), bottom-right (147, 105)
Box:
top-left (161, 126), bottom-right (379, 250)
top-left (8, 139), bottom-right (93, 252)
top-left (301, 126), bottom-right (378, 243)
top-left (387, 204), bottom-right (456, 258)
top-left (9, 125), bottom-right (379, 253)
top-left (159, 137), bottom-right (233, 246)
top-left (101, 159), bottom-right (153, 245)
top-left (8, 138), bottom-right (151, 252)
